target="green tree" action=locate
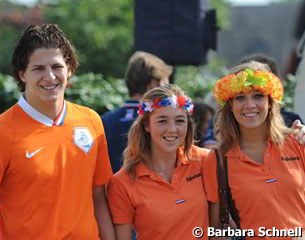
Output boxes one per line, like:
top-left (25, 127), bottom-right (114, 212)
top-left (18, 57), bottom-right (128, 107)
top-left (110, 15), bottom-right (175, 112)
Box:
top-left (0, 73), bottom-right (20, 113)
top-left (65, 73), bottom-right (128, 115)
top-left (0, 1), bottom-right (28, 75)
top-left (44, 0), bottom-right (133, 78)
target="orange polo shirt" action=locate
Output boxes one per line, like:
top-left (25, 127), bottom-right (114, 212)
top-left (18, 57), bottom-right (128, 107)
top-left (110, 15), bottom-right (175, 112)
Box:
top-left (203, 135), bottom-right (305, 239)
top-left (107, 145), bottom-right (210, 240)
top-left (0, 98), bottom-right (113, 239)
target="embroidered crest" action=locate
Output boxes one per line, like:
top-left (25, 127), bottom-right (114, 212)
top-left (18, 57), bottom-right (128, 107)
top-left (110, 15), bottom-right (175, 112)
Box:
top-left (73, 127), bottom-right (94, 153)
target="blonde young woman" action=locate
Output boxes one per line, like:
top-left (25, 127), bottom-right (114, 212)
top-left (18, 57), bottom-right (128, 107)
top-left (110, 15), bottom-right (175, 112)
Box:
top-left (107, 84), bottom-right (209, 240)
top-left (204, 61), bottom-right (305, 239)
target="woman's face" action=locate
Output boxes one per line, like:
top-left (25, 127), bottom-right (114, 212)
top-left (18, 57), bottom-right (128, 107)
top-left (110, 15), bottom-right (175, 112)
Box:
top-left (231, 90), bottom-right (270, 132)
top-left (145, 105), bottom-right (188, 156)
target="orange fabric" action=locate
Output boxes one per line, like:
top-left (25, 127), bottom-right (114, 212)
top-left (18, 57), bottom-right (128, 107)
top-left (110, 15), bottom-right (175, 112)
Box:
top-left (107, 145), bottom-right (210, 240)
top-left (0, 102), bottom-right (113, 239)
top-left (203, 135), bottom-right (305, 239)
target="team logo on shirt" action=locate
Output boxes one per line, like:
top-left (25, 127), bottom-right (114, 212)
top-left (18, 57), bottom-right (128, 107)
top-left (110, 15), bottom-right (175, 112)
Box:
top-left (25, 147), bottom-right (44, 158)
top-left (186, 172), bottom-right (202, 181)
top-left (73, 127), bottom-right (94, 153)
top-left (281, 156), bottom-right (300, 161)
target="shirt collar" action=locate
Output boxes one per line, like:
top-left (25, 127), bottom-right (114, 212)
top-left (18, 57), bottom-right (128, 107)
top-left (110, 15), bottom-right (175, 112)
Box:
top-left (17, 95), bottom-right (67, 127)
top-left (225, 141), bottom-right (273, 159)
top-left (123, 99), bottom-right (139, 108)
top-left (225, 144), bottom-right (243, 159)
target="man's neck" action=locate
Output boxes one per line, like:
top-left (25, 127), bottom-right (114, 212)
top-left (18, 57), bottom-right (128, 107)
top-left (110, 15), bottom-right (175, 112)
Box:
top-left (130, 94), bottom-right (143, 101)
top-left (24, 95), bottom-right (64, 120)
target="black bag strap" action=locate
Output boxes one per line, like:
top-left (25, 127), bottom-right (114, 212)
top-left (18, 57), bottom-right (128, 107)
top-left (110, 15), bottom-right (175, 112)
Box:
top-left (215, 149), bottom-right (242, 229)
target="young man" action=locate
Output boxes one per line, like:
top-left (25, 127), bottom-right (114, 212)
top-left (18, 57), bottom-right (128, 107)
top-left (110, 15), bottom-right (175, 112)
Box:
top-left (0, 24), bottom-right (115, 240)
top-left (102, 51), bottom-right (172, 173)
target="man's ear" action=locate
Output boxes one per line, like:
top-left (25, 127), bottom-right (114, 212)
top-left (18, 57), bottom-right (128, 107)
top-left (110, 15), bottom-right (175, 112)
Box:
top-left (68, 69), bottom-right (72, 79)
top-left (19, 71), bottom-right (26, 83)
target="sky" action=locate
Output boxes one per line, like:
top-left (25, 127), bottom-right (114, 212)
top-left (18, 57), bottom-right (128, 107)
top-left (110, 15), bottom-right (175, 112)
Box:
top-left (11, 0), bottom-right (275, 7)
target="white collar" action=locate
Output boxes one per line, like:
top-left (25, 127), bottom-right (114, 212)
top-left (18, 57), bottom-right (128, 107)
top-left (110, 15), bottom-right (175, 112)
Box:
top-left (17, 95), bottom-right (67, 127)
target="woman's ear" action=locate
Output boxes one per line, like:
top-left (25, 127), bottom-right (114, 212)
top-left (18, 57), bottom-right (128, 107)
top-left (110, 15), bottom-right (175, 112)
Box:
top-left (268, 96), bottom-right (272, 109)
top-left (229, 101), bottom-right (233, 111)
top-left (144, 120), bottom-right (150, 133)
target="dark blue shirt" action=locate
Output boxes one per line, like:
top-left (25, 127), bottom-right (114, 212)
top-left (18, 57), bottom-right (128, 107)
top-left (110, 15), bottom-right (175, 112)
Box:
top-left (280, 108), bottom-right (303, 127)
top-left (102, 100), bottom-right (139, 173)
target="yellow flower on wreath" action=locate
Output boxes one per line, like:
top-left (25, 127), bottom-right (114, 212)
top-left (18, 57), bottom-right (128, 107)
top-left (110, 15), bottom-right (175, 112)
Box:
top-left (214, 68), bottom-right (283, 106)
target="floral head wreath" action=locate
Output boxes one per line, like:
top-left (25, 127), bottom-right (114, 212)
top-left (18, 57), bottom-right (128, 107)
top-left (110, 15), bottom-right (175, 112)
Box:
top-left (213, 68), bottom-right (283, 106)
top-left (138, 95), bottom-right (194, 116)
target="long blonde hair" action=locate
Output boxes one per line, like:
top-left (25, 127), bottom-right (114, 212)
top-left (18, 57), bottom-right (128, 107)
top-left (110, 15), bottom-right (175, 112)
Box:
top-left (123, 84), bottom-right (195, 178)
top-left (214, 61), bottom-right (292, 156)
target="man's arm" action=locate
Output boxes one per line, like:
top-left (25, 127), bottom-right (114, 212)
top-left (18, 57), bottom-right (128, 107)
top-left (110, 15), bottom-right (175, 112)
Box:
top-left (93, 185), bottom-right (116, 240)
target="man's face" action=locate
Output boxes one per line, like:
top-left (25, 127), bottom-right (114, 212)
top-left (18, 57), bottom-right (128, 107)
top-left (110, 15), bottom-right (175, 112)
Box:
top-left (19, 48), bottom-right (70, 114)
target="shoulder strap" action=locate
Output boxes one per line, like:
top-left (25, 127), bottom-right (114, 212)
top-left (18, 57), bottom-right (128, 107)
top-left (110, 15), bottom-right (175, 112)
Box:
top-left (215, 149), bottom-right (242, 229)
top-left (215, 149), bottom-right (230, 227)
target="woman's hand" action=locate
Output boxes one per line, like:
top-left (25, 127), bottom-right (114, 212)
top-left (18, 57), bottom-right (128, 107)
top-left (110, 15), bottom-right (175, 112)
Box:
top-left (292, 120), bottom-right (305, 144)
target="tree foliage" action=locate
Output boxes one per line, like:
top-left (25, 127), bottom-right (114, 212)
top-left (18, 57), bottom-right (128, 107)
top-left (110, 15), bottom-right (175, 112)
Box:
top-left (65, 73), bottom-right (128, 115)
top-left (0, 73), bottom-right (127, 114)
top-left (44, 0), bottom-right (134, 78)
top-left (0, 1), bottom-right (30, 75)
top-left (0, 0), bottom-right (235, 114)
top-left (0, 74), bottom-right (21, 113)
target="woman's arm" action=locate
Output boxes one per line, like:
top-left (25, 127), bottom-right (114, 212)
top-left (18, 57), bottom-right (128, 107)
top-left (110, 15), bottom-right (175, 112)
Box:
top-left (93, 185), bottom-right (116, 240)
top-left (115, 223), bottom-right (133, 240)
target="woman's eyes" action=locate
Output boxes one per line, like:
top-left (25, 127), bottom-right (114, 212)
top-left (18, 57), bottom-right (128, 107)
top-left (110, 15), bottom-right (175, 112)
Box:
top-left (234, 95), bottom-right (245, 101)
top-left (254, 93), bottom-right (264, 99)
top-left (157, 119), bottom-right (186, 123)
top-left (234, 93), bottom-right (264, 101)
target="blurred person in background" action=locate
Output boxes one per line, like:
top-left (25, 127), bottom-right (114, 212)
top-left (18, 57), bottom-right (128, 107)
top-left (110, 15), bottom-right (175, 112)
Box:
top-left (192, 101), bottom-right (215, 147)
top-left (285, 0), bottom-right (305, 76)
top-left (102, 51), bottom-right (172, 173)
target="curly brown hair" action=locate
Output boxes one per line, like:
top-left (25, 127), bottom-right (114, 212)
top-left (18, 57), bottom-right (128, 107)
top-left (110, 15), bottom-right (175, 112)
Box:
top-left (12, 24), bottom-right (79, 92)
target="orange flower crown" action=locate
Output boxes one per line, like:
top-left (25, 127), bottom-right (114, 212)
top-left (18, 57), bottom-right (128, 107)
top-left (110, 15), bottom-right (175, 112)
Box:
top-left (213, 68), bottom-right (284, 106)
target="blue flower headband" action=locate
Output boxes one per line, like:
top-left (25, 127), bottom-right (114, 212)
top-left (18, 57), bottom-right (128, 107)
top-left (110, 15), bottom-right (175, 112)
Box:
top-left (138, 95), bottom-right (194, 116)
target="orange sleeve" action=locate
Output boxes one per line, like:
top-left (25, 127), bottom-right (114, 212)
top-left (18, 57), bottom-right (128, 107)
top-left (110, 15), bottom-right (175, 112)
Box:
top-left (0, 123), bottom-right (13, 183)
top-left (189, 145), bottom-right (210, 161)
top-left (107, 172), bottom-right (134, 224)
top-left (202, 150), bottom-right (219, 203)
top-left (89, 110), bottom-right (113, 187)
top-left (300, 140), bottom-right (305, 172)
